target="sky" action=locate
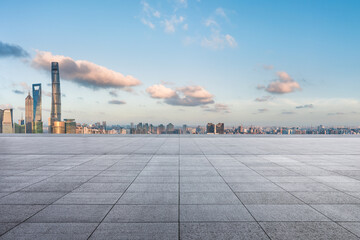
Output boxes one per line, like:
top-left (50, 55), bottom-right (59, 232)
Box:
top-left (1, 0), bottom-right (360, 127)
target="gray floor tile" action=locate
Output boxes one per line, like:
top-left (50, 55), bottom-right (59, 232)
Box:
top-left (0, 205), bottom-right (46, 223)
top-left (73, 183), bottom-right (129, 193)
top-left (247, 205), bottom-right (329, 221)
top-left (237, 192), bottom-right (303, 205)
top-left (103, 205), bottom-right (178, 222)
top-left (1, 223), bottom-right (97, 240)
top-left (0, 192), bottom-right (65, 205)
top-left (181, 192), bottom-right (241, 204)
top-left (181, 222), bottom-right (269, 240)
top-left (181, 183), bottom-right (232, 192)
top-left (292, 191), bottom-right (360, 204)
top-left (127, 183), bottom-right (178, 192)
top-left (312, 204), bottom-right (360, 221)
top-left (118, 192), bottom-right (178, 205)
top-left (229, 182), bottom-right (284, 192)
top-left (260, 222), bottom-right (359, 240)
top-left (55, 193), bottom-right (121, 204)
top-left (27, 205), bottom-right (112, 223)
top-left (89, 223), bottom-right (178, 240)
top-left (180, 205), bottom-right (254, 222)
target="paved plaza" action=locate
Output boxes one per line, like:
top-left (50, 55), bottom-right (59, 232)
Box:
top-left (0, 135), bottom-right (360, 239)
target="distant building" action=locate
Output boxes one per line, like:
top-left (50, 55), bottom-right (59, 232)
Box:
top-left (0, 109), bottom-right (3, 133)
top-left (182, 124), bottom-right (187, 134)
top-left (157, 124), bottom-right (165, 134)
top-left (51, 62), bottom-right (61, 133)
top-left (215, 123), bottom-right (224, 134)
top-left (52, 121), bottom-right (65, 134)
top-left (64, 119), bottom-right (76, 134)
top-left (206, 123), bottom-right (215, 134)
top-left (25, 93), bottom-right (33, 133)
top-left (166, 123), bottom-right (174, 134)
top-left (2, 109), bottom-right (14, 133)
top-left (32, 83), bottom-right (43, 133)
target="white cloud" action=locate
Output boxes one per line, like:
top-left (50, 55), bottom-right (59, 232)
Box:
top-left (141, 18), bottom-right (155, 29)
top-left (146, 84), bottom-right (214, 106)
top-left (201, 31), bottom-right (237, 50)
top-left (32, 51), bottom-right (141, 89)
top-left (215, 8), bottom-right (226, 18)
top-left (164, 15), bottom-right (185, 33)
top-left (225, 34), bottom-right (237, 47)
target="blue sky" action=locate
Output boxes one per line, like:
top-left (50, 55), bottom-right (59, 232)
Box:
top-left (1, 0), bottom-right (360, 126)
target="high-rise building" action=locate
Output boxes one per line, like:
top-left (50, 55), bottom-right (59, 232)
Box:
top-left (182, 124), bottom-right (187, 134)
top-left (64, 119), bottom-right (76, 134)
top-left (0, 109), bottom-right (4, 133)
top-left (215, 123), bottom-right (224, 134)
top-left (206, 123), bottom-right (215, 134)
top-left (32, 84), bottom-right (42, 122)
top-left (51, 62), bottom-right (61, 133)
top-left (157, 124), bottom-right (165, 134)
top-left (166, 123), bottom-right (174, 134)
top-left (2, 109), bottom-right (14, 133)
top-left (53, 121), bottom-right (65, 134)
top-left (25, 93), bottom-right (33, 133)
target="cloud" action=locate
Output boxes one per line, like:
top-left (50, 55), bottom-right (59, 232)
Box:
top-left (201, 31), bottom-right (237, 50)
top-left (255, 96), bottom-right (274, 102)
top-left (257, 108), bottom-right (268, 113)
top-left (19, 82), bottom-right (31, 91)
top-left (296, 104), bottom-right (314, 109)
top-left (163, 15), bottom-right (184, 33)
top-left (215, 8), bottom-right (226, 18)
top-left (43, 90), bottom-right (51, 97)
top-left (0, 104), bottom-right (13, 109)
top-left (17, 106), bottom-right (25, 111)
top-left (141, 18), bottom-right (155, 29)
top-left (282, 111), bottom-right (295, 115)
top-left (147, 84), bottom-right (177, 98)
top-left (263, 64), bottom-right (274, 70)
top-left (328, 112), bottom-right (345, 116)
top-left (146, 84), bottom-right (214, 106)
top-left (264, 71), bottom-right (301, 94)
top-left (203, 103), bottom-right (230, 113)
top-left (256, 85), bottom-right (266, 90)
top-left (31, 51), bottom-right (141, 90)
top-left (109, 90), bottom-right (118, 97)
top-left (205, 18), bottom-right (219, 27)
top-left (0, 41), bottom-right (29, 58)
top-left (13, 90), bottom-right (25, 95)
top-left (109, 100), bottom-right (126, 105)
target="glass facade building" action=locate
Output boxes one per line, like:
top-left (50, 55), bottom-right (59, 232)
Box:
top-left (51, 62), bottom-right (61, 133)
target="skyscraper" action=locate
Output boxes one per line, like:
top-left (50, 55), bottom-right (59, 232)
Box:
top-left (206, 123), bottom-right (215, 134)
top-left (51, 62), bottom-right (61, 133)
top-left (2, 109), bottom-right (14, 134)
top-left (25, 92), bottom-right (33, 133)
top-left (32, 84), bottom-right (42, 122)
top-left (215, 123), bottom-right (224, 134)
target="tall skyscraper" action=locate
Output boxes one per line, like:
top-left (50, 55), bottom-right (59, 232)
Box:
top-left (32, 84), bottom-right (42, 122)
top-left (206, 123), bottom-right (215, 134)
top-left (51, 62), bottom-right (61, 133)
top-left (2, 109), bottom-right (14, 134)
top-left (25, 92), bottom-right (33, 133)
top-left (215, 123), bottom-right (224, 134)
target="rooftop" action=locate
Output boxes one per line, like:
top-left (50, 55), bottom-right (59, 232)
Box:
top-left (0, 135), bottom-right (360, 239)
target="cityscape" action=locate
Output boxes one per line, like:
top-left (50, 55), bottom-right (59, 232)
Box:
top-left (1, 61), bottom-right (359, 135)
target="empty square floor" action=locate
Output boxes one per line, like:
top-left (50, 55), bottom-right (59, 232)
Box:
top-left (0, 135), bottom-right (360, 239)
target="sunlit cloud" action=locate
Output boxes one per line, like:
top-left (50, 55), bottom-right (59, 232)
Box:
top-left (264, 71), bottom-right (301, 94)
top-left (203, 103), bottom-right (230, 113)
top-left (147, 84), bottom-right (214, 106)
top-left (31, 51), bottom-right (141, 90)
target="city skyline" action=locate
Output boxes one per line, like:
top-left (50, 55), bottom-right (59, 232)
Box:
top-left (1, 0), bottom-right (360, 126)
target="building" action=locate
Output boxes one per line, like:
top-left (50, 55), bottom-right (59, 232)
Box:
top-left (32, 121), bottom-right (43, 134)
top-left (182, 124), bottom-right (187, 134)
top-left (14, 123), bottom-right (25, 133)
top-left (25, 93), bottom-right (33, 133)
top-left (215, 123), bottom-right (224, 134)
top-left (64, 119), bottom-right (76, 134)
top-left (32, 84), bottom-right (42, 122)
top-left (51, 62), bottom-right (61, 133)
top-left (2, 109), bottom-right (14, 133)
top-left (0, 109), bottom-right (4, 133)
top-left (157, 124), bottom-right (165, 134)
top-left (206, 123), bottom-right (215, 134)
top-left (166, 123), bottom-right (174, 134)
top-left (52, 121), bottom-right (65, 134)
